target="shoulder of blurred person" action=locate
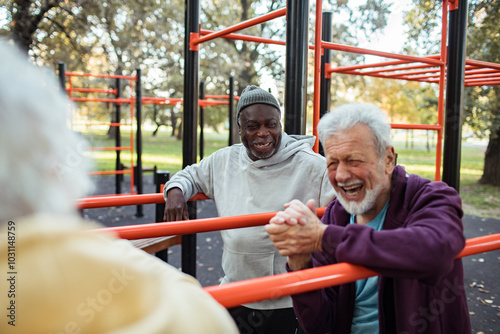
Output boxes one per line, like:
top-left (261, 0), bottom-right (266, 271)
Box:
top-left (0, 213), bottom-right (237, 334)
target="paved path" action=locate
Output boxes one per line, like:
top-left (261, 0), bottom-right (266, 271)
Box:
top-left (86, 175), bottom-right (499, 333)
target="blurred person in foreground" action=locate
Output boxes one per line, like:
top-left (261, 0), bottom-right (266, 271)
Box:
top-left (266, 103), bottom-right (470, 333)
top-left (0, 40), bottom-right (237, 334)
top-left (163, 85), bottom-right (336, 333)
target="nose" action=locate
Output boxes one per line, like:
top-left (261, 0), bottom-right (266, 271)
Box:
top-left (256, 125), bottom-right (270, 137)
top-left (335, 162), bottom-right (351, 184)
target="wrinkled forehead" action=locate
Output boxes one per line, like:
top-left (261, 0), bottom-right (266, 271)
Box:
top-left (240, 104), bottom-right (281, 122)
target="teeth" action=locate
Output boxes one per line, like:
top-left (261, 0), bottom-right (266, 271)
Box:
top-left (255, 143), bottom-right (270, 147)
top-left (341, 184), bottom-right (362, 197)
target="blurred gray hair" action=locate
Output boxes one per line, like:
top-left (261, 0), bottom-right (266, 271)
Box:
top-left (0, 40), bottom-right (93, 222)
top-left (317, 103), bottom-right (392, 157)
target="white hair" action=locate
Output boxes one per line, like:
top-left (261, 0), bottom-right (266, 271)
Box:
top-left (317, 103), bottom-right (392, 157)
top-left (0, 40), bottom-right (93, 222)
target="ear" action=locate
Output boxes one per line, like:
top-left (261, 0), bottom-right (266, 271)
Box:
top-left (238, 124), bottom-right (241, 135)
top-left (384, 146), bottom-right (396, 174)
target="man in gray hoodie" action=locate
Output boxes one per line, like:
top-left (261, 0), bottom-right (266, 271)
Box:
top-left (163, 85), bottom-right (336, 334)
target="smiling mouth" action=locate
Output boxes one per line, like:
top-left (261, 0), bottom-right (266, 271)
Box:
top-left (341, 184), bottom-right (363, 198)
top-left (253, 142), bottom-right (272, 150)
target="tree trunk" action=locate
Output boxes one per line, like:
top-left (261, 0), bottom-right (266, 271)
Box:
top-left (171, 113), bottom-right (177, 137)
top-left (11, 0), bottom-right (60, 52)
top-left (479, 125), bottom-right (500, 186)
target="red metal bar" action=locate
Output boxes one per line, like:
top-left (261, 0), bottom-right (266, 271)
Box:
top-left (70, 97), bottom-right (134, 104)
top-left (312, 0), bottom-right (323, 153)
top-left (88, 170), bottom-right (132, 176)
top-left (66, 87), bottom-right (117, 94)
top-left (203, 94), bottom-right (240, 100)
top-left (465, 59), bottom-right (500, 71)
top-left (66, 72), bottom-right (137, 80)
top-left (200, 29), bottom-right (286, 47)
top-left (204, 233), bottom-right (500, 308)
top-left (322, 42), bottom-right (444, 66)
top-left (77, 192), bottom-right (210, 209)
top-left (96, 207), bottom-right (328, 240)
top-left (390, 123), bottom-right (441, 131)
top-left (88, 146), bottom-right (132, 151)
top-left (129, 79), bottom-right (135, 194)
top-left (465, 80), bottom-right (500, 86)
top-left (199, 100), bottom-right (229, 107)
top-left (330, 70), bottom-right (440, 83)
top-left (142, 97), bottom-right (184, 105)
top-left (435, 0), bottom-right (449, 182)
top-left (328, 55), bottom-right (442, 74)
top-left (343, 65), bottom-right (440, 77)
top-left (192, 8), bottom-right (286, 48)
top-left (465, 74), bottom-right (500, 82)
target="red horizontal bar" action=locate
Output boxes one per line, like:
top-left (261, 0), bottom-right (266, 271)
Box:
top-left (66, 72), bottom-right (137, 80)
top-left (193, 8), bottom-right (286, 47)
top-left (96, 207), bottom-right (327, 240)
top-left (204, 94), bottom-right (240, 100)
top-left (66, 87), bottom-right (117, 94)
top-left (204, 233), bottom-right (500, 308)
top-left (70, 97), bottom-right (133, 104)
top-left (465, 75), bottom-right (500, 82)
top-left (465, 59), bottom-right (500, 71)
top-left (200, 100), bottom-right (229, 107)
top-left (77, 192), bottom-right (210, 209)
top-left (200, 29), bottom-right (286, 47)
top-left (390, 123), bottom-right (441, 131)
top-left (142, 97), bottom-right (184, 105)
top-left (329, 55), bottom-right (442, 73)
top-left (88, 170), bottom-right (132, 176)
top-left (322, 42), bottom-right (444, 66)
top-left (88, 146), bottom-right (132, 151)
top-left (465, 80), bottom-right (500, 87)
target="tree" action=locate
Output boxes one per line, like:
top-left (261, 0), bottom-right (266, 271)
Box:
top-left (465, 1), bottom-right (500, 186)
top-left (403, 0), bottom-right (500, 186)
top-left (1, 0), bottom-right (393, 136)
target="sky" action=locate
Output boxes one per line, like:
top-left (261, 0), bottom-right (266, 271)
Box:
top-left (347, 0), bottom-right (408, 62)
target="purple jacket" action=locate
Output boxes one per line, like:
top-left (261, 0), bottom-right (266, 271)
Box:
top-left (291, 166), bottom-right (470, 334)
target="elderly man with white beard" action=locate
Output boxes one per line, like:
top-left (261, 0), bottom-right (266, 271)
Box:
top-left (265, 103), bottom-right (470, 334)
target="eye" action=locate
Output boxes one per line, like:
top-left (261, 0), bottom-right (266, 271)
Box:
top-left (267, 122), bottom-right (277, 128)
top-left (328, 161), bottom-right (338, 170)
top-left (246, 125), bottom-right (258, 130)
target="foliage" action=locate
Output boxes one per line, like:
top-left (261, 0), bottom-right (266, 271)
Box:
top-left (403, 0), bottom-right (500, 186)
top-left (1, 0), bottom-right (394, 131)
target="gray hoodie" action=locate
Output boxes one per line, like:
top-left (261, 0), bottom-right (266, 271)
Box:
top-left (164, 133), bottom-right (336, 309)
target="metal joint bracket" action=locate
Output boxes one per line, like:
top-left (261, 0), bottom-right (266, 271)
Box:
top-left (190, 32), bottom-right (200, 51)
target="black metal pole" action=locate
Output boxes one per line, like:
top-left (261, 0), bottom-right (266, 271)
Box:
top-left (135, 69), bottom-right (144, 217)
top-left (229, 74), bottom-right (237, 145)
top-left (199, 80), bottom-right (205, 159)
top-left (58, 62), bottom-right (66, 92)
top-left (182, 0), bottom-right (199, 277)
top-left (319, 11), bottom-right (333, 156)
top-left (442, 0), bottom-right (468, 191)
top-left (284, 0), bottom-right (309, 135)
top-left (155, 170), bottom-right (170, 263)
top-left (115, 77), bottom-right (122, 195)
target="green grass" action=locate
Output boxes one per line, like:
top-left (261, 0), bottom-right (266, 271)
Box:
top-left (83, 127), bottom-right (228, 174)
top-left (81, 128), bottom-right (500, 218)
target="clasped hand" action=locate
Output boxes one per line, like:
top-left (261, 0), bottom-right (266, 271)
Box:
top-left (265, 199), bottom-right (327, 270)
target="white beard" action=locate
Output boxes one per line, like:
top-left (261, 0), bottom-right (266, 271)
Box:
top-left (336, 182), bottom-right (382, 215)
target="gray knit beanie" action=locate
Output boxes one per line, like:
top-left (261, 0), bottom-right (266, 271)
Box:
top-left (236, 85), bottom-right (280, 124)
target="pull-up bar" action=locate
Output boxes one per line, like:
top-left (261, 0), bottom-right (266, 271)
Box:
top-left (191, 8), bottom-right (287, 50)
top-left (204, 233), bottom-right (500, 308)
top-left (96, 207), bottom-right (328, 240)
